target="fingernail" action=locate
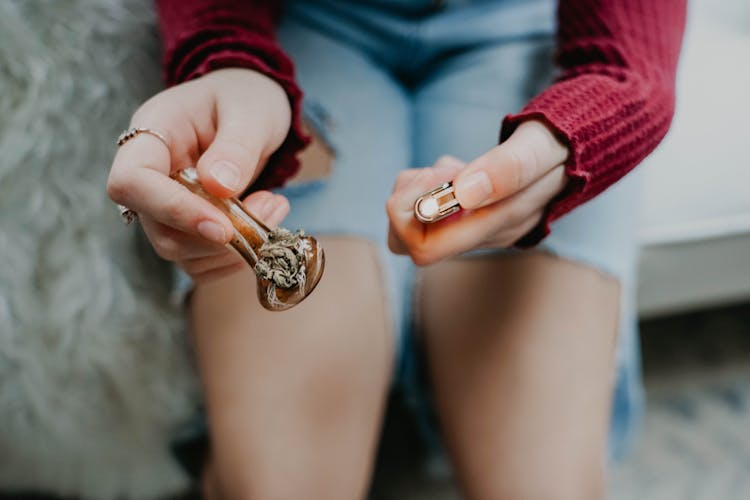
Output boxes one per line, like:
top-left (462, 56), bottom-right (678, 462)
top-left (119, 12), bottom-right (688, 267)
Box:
top-left (269, 197), bottom-right (289, 222)
top-left (259, 196), bottom-right (277, 219)
top-left (209, 161), bottom-right (241, 191)
top-left (456, 171), bottom-right (493, 208)
top-left (197, 220), bottom-right (227, 244)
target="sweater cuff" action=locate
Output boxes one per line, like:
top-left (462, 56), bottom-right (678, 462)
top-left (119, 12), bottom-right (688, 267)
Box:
top-left (164, 31), bottom-right (310, 191)
top-left (500, 72), bottom-right (673, 247)
top-left (500, 108), bottom-right (588, 248)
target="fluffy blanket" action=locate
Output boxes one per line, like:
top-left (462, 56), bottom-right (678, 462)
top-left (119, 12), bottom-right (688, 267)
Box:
top-left (0, 1), bottom-right (198, 498)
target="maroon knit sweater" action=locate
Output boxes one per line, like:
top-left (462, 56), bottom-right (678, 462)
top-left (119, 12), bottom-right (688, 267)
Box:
top-left (156, 0), bottom-right (686, 245)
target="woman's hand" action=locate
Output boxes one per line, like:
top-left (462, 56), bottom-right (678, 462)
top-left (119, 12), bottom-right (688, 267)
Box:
top-left (387, 120), bottom-right (569, 265)
top-left (107, 68), bottom-right (292, 283)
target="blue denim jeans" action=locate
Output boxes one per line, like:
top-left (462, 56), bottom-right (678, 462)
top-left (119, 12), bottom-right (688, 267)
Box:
top-left (177, 0), bottom-right (643, 462)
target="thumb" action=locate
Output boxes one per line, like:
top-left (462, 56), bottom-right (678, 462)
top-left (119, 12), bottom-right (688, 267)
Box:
top-left (196, 118), bottom-right (265, 198)
top-left (454, 120), bottom-right (568, 209)
top-left (196, 71), bottom-right (292, 198)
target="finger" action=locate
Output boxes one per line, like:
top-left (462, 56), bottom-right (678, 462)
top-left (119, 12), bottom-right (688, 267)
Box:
top-left (109, 106), bottom-right (174, 197)
top-left (185, 191), bottom-right (290, 281)
top-left (108, 100), bottom-right (235, 243)
top-left (140, 216), bottom-right (229, 261)
top-left (196, 73), bottom-right (289, 198)
top-left (480, 210), bottom-right (544, 249)
top-left (387, 224), bottom-right (409, 255)
top-left (263, 196), bottom-right (291, 228)
top-left (454, 120), bottom-right (569, 209)
top-left (392, 170), bottom-right (420, 193)
top-left (139, 190), bottom-right (289, 263)
top-left (178, 251), bottom-right (245, 276)
top-left (127, 85), bottom-right (215, 170)
top-left (386, 159), bottom-right (467, 260)
top-left (405, 165), bottom-right (566, 264)
top-left (391, 155), bottom-right (466, 192)
top-left (433, 155), bottom-right (466, 170)
top-left (241, 192), bottom-right (290, 228)
top-left (108, 165), bottom-right (233, 244)
top-left (190, 262), bottom-right (247, 285)
top-left (387, 160), bottom-right (465, 221)
top-left (386, 158), bottom-right (464, 256)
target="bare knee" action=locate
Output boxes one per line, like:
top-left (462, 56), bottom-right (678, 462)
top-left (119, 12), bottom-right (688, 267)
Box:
top-left (191, 236), bottom-right (393, 500)
top-left (209, 472), bottom-right (363, 500)
top-left (421, 252), bottom-right (616, 500)
top-left (460, 458), bottom-right (605, 500)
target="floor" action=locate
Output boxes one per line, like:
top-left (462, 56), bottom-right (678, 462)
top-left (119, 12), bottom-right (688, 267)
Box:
top-left (2, 303), bottom-right (749, 500)
top-left (608, 303), bottom-right (750, 500)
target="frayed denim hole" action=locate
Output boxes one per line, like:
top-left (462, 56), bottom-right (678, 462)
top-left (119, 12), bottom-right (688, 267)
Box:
top-left (277, 99), bottom-right (337, 197)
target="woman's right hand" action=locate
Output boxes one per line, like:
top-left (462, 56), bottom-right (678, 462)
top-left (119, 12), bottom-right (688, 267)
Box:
top-left (107, 68), bottom-right (293, 283)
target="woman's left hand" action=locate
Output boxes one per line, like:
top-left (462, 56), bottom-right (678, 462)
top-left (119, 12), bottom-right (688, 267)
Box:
top-left (386, 120), bottom-right (569, 265)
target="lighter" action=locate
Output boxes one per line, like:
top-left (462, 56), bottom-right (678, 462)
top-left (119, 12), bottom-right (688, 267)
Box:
top-left (172, 168), bottom-right (325, 311)
top-left (414, 181), bottom-right (462, 223)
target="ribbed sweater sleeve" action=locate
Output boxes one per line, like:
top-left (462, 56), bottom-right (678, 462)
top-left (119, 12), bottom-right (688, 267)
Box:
top-left (503, 0), bottom-right (687, 246)
top-left (155, 0), bottom-right (308, 190)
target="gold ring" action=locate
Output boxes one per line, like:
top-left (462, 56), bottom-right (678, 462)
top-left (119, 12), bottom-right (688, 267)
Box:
top-left (117, 204), bottom-right (138, 225)
top-left (114, 127), bottom-right (169, 225)
top-left (116, 127), bottom-right (169, 149)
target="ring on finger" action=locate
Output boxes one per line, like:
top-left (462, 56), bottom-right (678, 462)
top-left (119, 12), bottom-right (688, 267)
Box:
top-left (114, 127), bottom-right (170, 224)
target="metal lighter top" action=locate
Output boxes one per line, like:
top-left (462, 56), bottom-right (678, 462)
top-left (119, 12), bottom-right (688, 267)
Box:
top-left (414, 181), bottom-right (462, 223)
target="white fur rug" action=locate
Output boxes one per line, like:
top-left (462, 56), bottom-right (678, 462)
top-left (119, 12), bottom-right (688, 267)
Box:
top-left (0, 1), bottom-right (198, 498)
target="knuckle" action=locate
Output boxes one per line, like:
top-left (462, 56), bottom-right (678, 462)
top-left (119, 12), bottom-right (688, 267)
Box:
top-left (435, 155), bottom-right (462, 169)
top-left (411, 252), bottom-right (434, 267)
top-left (385, 195), bottom-right (399, 219)
top-left (131, 92), bottom-right (167, 123)
top-left (130, 102), bottom-right (153, 126)
top-left (504, 148), bottom-right (528, 193)
top-left (162, 188), bottom-right (190, 225)
top-left (387, 228), bottom-right (404, 254)
top-left (409, 244), bottom-right (435, 267)
top-left (387, 238), bottom-right (400, 254)
top-left (180, 257), bottom-right (209, 275)
top-left (436, 155), bottom-right (453, 165)
top-left (106, 172), bottom-right (132, 204)
top-left (216, 136), bottom-right (259, 165)
top-left (504, 202), bottom-right (527, 227)
top-left (394, 171), bottom-right (412, 187)
top-left (152, 234), bottom-right (180, 261)
top-left (491, 238), bottom-right (513, 250)
top-left (502, 233), bottom-right (518, 247)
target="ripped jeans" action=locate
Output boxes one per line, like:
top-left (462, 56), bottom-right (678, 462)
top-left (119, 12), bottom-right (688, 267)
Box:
top-left (176, 0), bottom-right (644, 461)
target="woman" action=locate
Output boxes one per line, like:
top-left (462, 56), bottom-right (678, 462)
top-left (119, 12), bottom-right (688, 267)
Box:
top-left (107, 0), bottom-right (685, 498)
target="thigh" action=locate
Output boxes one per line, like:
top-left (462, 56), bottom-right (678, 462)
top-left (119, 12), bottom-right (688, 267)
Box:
top-left (420, 253), bottom-right (618, 499)
top-left (191, 237), bottom-right (394, 499)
